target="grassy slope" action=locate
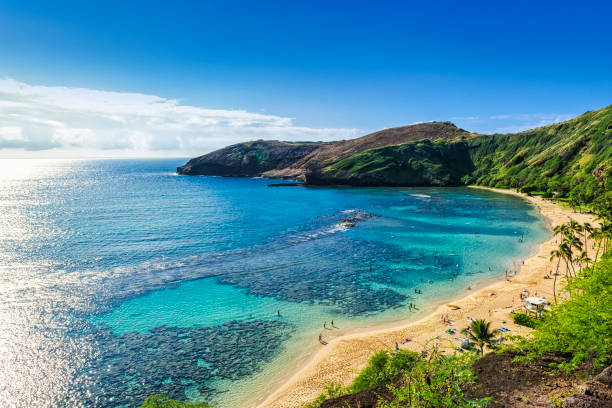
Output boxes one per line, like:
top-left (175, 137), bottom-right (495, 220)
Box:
top-left (314, 138), bottom-right (474, 186)
top-left (468, 105), bottom-right (612, 201)
top-left (320, 105), bottom-right (612, 201)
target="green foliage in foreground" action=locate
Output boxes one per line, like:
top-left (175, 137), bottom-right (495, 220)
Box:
top-left (508, 251), bottom-right (612, 372)
top-left (348, 350), bottom-right (420, 393)
top-left (302, 383), bottom-right (347, 408)
top-left (304, 350), bottom-right (489, 408)
top-left (461, 319), bottom-right (498, 356)
top-left (303, 350), bottom-right (420, 408)
top-left (512, 312), bottom-right (538, 328)
top-left (140, 394), bottom-right (210, 408)
top-left (379, 353), bottom-right (490, 408)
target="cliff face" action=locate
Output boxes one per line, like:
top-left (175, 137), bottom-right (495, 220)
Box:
top-left (178, 105), bottom-right (612, 202)
top-left (176, 140), bottom-right (322, 177)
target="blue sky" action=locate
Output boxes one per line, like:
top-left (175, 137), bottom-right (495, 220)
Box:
top-left (0, 0), bottom-right (611, 157)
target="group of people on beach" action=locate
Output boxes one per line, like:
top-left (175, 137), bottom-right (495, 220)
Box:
top-left (318, 320), bottom-right (336, 344)
top-left (323, 320), bottom-right (334, 329)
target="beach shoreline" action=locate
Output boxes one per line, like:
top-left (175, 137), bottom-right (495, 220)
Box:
top-left (254, 187), bottom-right (595, 408)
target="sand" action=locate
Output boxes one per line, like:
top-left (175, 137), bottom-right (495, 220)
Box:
top-left (255, 187), bottom-right (596, 408)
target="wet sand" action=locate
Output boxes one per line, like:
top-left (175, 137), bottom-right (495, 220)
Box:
top-left (256, 187), bottom-right (595, 408)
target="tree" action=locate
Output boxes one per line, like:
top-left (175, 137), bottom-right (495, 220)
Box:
top-left (460, 319), bottom-right (496, 355)
top-left (549, 248), bottom-right (563, 304)
top-left (140, 394), bottom-right (210, 408)
top-left (582, 222), bottom-right (593, 262)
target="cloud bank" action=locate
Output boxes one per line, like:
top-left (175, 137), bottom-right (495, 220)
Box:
top-left (451, 112), bottom-right (575, 134)
top-left (0, 78), bottom-right (359, 157)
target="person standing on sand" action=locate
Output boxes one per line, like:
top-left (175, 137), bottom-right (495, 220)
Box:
top-left (323, 322), bottom-right (326, 329)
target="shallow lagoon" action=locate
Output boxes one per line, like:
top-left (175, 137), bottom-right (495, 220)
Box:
top-left (0, 159), bottom-right (548, 407)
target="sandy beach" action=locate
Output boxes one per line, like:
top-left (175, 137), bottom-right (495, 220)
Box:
top-left (257, 187), bottom-right (596, 408)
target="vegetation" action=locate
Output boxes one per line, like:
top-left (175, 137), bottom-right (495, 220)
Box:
top-left (509, 250), bottom-right (612, 372)
top-left (320, 138), bottom-right (474, 186)
top-left (304, 349), bottom-right (489, 408)
top-left (506, 201), bottom-right (612, 372)
top-left (348, 350), bottom-right (420, 393)
top-left (460, 319), bottom-right (498, 356)
top-left (303, 350), bottom-right (421, 407)
top-left (378, 352), bottom-right (490, 408)
top-left (139, 394), bottom-right (210, 408)
top-left (303, 384), bottom-right (347, 408)
top-left (319, 104), bottom-right (612, 201)
top-left (469, 105), bottom-right (612, 203)
top-left (512, 312), bottom-right (537, 328)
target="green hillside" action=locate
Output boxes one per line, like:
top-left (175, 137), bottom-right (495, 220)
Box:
top-left (468, 105), bottom-right (612, 202)
top-left (311, 138), bottom-right (474, 186)
top-left (318, 105), bottom-right (612, 202)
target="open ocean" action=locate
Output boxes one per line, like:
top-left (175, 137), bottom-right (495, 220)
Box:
top-left (0, 158), bottom-right (549, 407)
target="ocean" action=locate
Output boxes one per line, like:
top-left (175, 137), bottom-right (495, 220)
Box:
top-left (0, 158), bottom-right (549, 407)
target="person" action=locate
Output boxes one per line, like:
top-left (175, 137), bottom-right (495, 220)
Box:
top-left (395, 342), bottom-right (399, 351)
top-left (318, 333), bottom-right (322, 343)
top-left (331, 320), bottom-right (334, 327)
top-left (323, 322), bottom-right (326, 329)
top-left (277, 310), bottom-right (280, 316)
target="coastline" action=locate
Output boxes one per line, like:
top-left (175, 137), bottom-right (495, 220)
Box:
top-left (255, 187), bottom-right (596, 408)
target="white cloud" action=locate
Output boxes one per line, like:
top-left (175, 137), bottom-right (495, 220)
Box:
top-left (486, 113), bottom-right (575, 134)
top-left (449, 116), bottom-right (479, 121)
top-left (0, 78), bottom-right (359, 157)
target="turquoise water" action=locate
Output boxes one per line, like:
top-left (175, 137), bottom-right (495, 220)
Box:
top-left (0, 159), bottom-right (549, 407)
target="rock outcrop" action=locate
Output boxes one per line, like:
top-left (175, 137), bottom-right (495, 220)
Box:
top-left (565, 365), bottom-right (612, 408)
top-left (177, 140), bottom-right (322, 177)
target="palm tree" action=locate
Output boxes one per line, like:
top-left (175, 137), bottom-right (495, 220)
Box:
top-left (560, 240), bottom-right (576, 280)
top-left (576, 251), bottom-right (590, 272)
top-left (567, 221), bottom-right (583, 252)
top-left (461, 319), bottom-right (496, 355)
top-left (602, 224), bottom-right (611, 253)
top-left (549, 248), bottom-right (562, 304)
top-left (590, 227), bottom-right (603, 263)
top-left (582, 222), bottom-right (593, 262)
top-left (553, 224), bottom-right (568, 243)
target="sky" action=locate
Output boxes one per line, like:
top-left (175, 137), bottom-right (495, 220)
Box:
top-left (0, 0), bottom-right (611, 158)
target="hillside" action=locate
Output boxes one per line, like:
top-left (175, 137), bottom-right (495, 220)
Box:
top-left (467, 106), bottom-right (612, 202)
top-left (178, 104), bottom-right (612, 202)
top-left (176, 140), bottom-right (322, 176)
top-left (263, 121), bottom-right (475, 180)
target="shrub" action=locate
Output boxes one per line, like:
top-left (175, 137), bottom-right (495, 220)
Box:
top-left (140, 394), bottom-right (210, 408)
top-left (513, 312), bottom-right (537, 328)
top-left (510, 252), bottom-right (612, 372)
top-left (378, 352), bottom-right (490, 408)
top-left (303, 384), bottom-right (346, 408)
top-left (348, 350), bottom-right (420, 393)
